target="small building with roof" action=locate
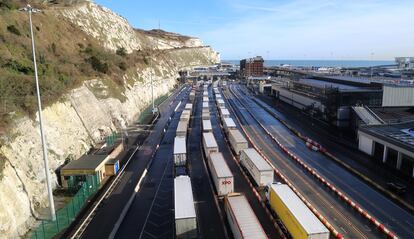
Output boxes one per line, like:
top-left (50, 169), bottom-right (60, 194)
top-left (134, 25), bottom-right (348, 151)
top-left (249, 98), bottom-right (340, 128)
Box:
top-left (60, 141), bottom-right (124, 189)
top-left (358, 122), bottom-right (414, 177)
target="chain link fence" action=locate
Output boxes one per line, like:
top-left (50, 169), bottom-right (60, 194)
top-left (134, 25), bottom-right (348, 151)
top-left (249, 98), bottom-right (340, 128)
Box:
top-left (31, 174), bottom-right (100, 239)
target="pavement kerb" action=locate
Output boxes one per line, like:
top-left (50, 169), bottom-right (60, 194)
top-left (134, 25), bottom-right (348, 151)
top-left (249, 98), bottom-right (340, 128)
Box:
top-left (242, 91), bottom-right (398, 239)
top-left (223, 88), bottom-right (342, 238)
top-left (107, 86), bottom-right (186, 239)
top-left (252, 96), bottom-right (414, 216)
top-left (212, 97), bottom-right (287, 239)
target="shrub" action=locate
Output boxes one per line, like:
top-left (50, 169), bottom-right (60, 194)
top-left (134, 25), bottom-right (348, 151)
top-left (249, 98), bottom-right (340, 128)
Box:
top-left (0, 153), bottom-right (6, 180)
top-left (7, 25), bottom-right (20, 36)
top-left (4, 60), bottom-right (34, 75)
top-left (143, 57), bottom-right (149, 65)
top-left (116, 47), bottom-right (127, 57)
top-left (0, 0), bottom-right (19, 10)
top-left (118, 62), bottom-right (127, 71)
top-left (87, 56), bottom-right (108, 74)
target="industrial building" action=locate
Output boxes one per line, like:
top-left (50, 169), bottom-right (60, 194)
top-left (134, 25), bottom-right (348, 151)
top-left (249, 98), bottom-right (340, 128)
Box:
top-left (240, 56), bottom-right (264, 77)
top-left (395, 57), bottom-right (414, 70)
top-left (358, 122), bottom-right (414, 178)
top-left (271, 76), bottom-right (414, 127)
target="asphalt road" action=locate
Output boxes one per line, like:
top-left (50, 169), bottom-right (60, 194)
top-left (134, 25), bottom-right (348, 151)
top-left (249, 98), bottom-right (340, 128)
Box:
top-left (229, 84), bottom-right (414, 239)
top-left (256, 93), bottom-right (414, 209)
top-left (187, 86), bottom-right (227, 238)
top-left (208, 85), bottom-right (281, 239)
top-left (80, 85), bottom-right (189, 239)
top-left (224, 84), bottom-right (384, 239)
top-left (115, 93), bottom-right (184, 238)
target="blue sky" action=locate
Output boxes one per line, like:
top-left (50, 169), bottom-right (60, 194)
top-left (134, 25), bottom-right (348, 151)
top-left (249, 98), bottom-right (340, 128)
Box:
top-left (95, 0), bottom-right (414, 60)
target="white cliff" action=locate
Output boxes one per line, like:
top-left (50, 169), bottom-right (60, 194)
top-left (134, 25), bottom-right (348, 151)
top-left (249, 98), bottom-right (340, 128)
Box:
top-left (0, 2), bottom-right (219, 238)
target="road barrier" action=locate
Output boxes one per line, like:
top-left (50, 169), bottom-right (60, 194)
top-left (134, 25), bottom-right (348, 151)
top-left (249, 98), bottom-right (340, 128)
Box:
top-left (212, 98), bottom-right (287, 239)
top-left (223, 88), bottom-right (342, 238)
top-left (235, 88), bottom-right (398, 239)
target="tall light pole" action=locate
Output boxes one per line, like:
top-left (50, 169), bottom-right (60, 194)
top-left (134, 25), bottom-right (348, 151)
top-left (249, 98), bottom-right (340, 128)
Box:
top-left (20, 5), bottom-right (56, 221)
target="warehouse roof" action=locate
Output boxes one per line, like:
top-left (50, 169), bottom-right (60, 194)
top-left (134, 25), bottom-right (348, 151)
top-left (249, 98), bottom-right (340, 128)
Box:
top-left (298, 78), bottom-right (360, 90)
top-left (62, 155), bottom-right (108, 171)
top-left (359, 121), bottom-right (414, 153)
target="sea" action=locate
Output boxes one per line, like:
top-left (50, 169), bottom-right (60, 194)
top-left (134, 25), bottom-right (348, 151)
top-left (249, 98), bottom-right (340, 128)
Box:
top-left (225, 60), bottom-right (395, 68)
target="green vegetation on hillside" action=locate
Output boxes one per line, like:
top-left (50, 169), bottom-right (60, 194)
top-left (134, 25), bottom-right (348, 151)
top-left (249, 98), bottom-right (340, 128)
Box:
top-left (0, 9), bottom-right (156, 132)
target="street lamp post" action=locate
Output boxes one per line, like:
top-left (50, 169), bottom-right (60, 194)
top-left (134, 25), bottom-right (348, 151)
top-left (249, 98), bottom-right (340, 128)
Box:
top-left (20, 4), bottom-right (56, 221)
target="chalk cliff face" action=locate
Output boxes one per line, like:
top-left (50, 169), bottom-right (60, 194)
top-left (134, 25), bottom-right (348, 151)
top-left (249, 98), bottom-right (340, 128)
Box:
top-left (0, 2), bottom-right (219, 238)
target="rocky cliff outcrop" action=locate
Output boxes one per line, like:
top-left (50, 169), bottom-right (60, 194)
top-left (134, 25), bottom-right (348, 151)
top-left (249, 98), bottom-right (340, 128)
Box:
top-left (0, 2), bottom-right (219, 238)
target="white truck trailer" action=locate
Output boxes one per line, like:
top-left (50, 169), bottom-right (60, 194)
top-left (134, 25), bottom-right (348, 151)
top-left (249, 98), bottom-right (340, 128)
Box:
top-left (219, 107), bottom-right (230, 118)
top-left (174, 176), bottom-right (197, 238)
top-left (202, 132), bottom-right (219, 158)
top-left (266, 183), bottom-right (329, 239)
top-left (240, 148), bottom-right (274, 186)
top-left (189, 92), bottom-right (195, 102)
top-left (216, 98), bottom-right (225, 107)
top-left (223, 117), bottom-right (237, 132)
top-left (202, 119), bottom-right (213, 132)
top-left (228, 129), bottom-right (248, 155)
top-left (208, 152), bottom-right (234, 196)
top-left (185, 103), bottom-right (193, 111)
top-left (202, 102), bottom-right (209, 109)
top-left (176, 120), bottom-right (188, 137)
top-left (174, 136), bottom-right (187, 166)
top-left (224, 194), bottom-right (268, 239)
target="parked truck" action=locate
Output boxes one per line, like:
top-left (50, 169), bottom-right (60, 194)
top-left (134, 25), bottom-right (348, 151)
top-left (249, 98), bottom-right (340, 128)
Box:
top-left (265, 183), bottom-right (329, 239)
top-left (174, 176), bottom-right (197, 238)
top-left (219, 107), bottom-right (230, 118)
top-left (223, 117), bottom-right (237, 132)
top-left (202, 119), bottom-right (213, 132)
top-left (202, 102), bottom-right (209, 109)
top-left (240, 148), bottom-right (273, 186)
top-left (202, 132), bottom-right (219, 158)
top-left (174, 136), bottom-right (187, 166)
top-left (176, 120), bottom-right (188, 137)
top-left (224, 194), bottom-right (268, 239)
top-left (208, 152), bottom-right (234, 196)
top-left (216, 98), bottom-right (225, 107)
top-left (228, 129), bottom-right (248, 155)
top-left (185, 103), bottom-right (193, 111)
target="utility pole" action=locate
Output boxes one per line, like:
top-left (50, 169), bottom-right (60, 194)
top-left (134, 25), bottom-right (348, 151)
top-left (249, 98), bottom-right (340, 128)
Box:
top-left (20, 5), bottom-right (56, 221)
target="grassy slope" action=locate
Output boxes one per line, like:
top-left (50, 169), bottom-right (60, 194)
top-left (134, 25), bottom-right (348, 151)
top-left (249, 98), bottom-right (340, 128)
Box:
top-left (0, 6), bottom-right (152, 131)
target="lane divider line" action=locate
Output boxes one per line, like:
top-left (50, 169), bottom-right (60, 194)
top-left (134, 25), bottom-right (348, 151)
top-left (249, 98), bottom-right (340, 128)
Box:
top-left (224, 88), bottom-right (343, 239)
top-left (233, 87), bottom-right (398, 239)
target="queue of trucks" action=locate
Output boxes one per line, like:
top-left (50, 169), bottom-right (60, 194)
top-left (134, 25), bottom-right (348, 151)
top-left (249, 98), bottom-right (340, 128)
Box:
top-left (173, 82), bottom-right (329, 239)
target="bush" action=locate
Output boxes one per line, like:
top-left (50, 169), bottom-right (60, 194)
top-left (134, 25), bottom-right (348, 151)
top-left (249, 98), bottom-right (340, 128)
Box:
top-left (7, 25), bottom-right (20, 36)
top-left (4, 60), bottom-right (34, 75)
top-left (87, 56), bottom-right (108, 74)
top-left (143, 57), bottom-right (149, 65)
top-left (118, 62), bottom-right (127, 71)
top-left (0, 0), bottom-right (19, 10)
top-left (0, 153), bottom-right (5, 180)
top-left (116, 47), bottom-right (127, 57)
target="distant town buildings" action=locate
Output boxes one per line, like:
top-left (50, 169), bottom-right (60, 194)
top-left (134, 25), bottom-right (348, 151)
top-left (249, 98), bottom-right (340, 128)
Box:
top-left (395, 57), bottom-right (414, 69)
top-left (240, 56), bottom-right (264, 76)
